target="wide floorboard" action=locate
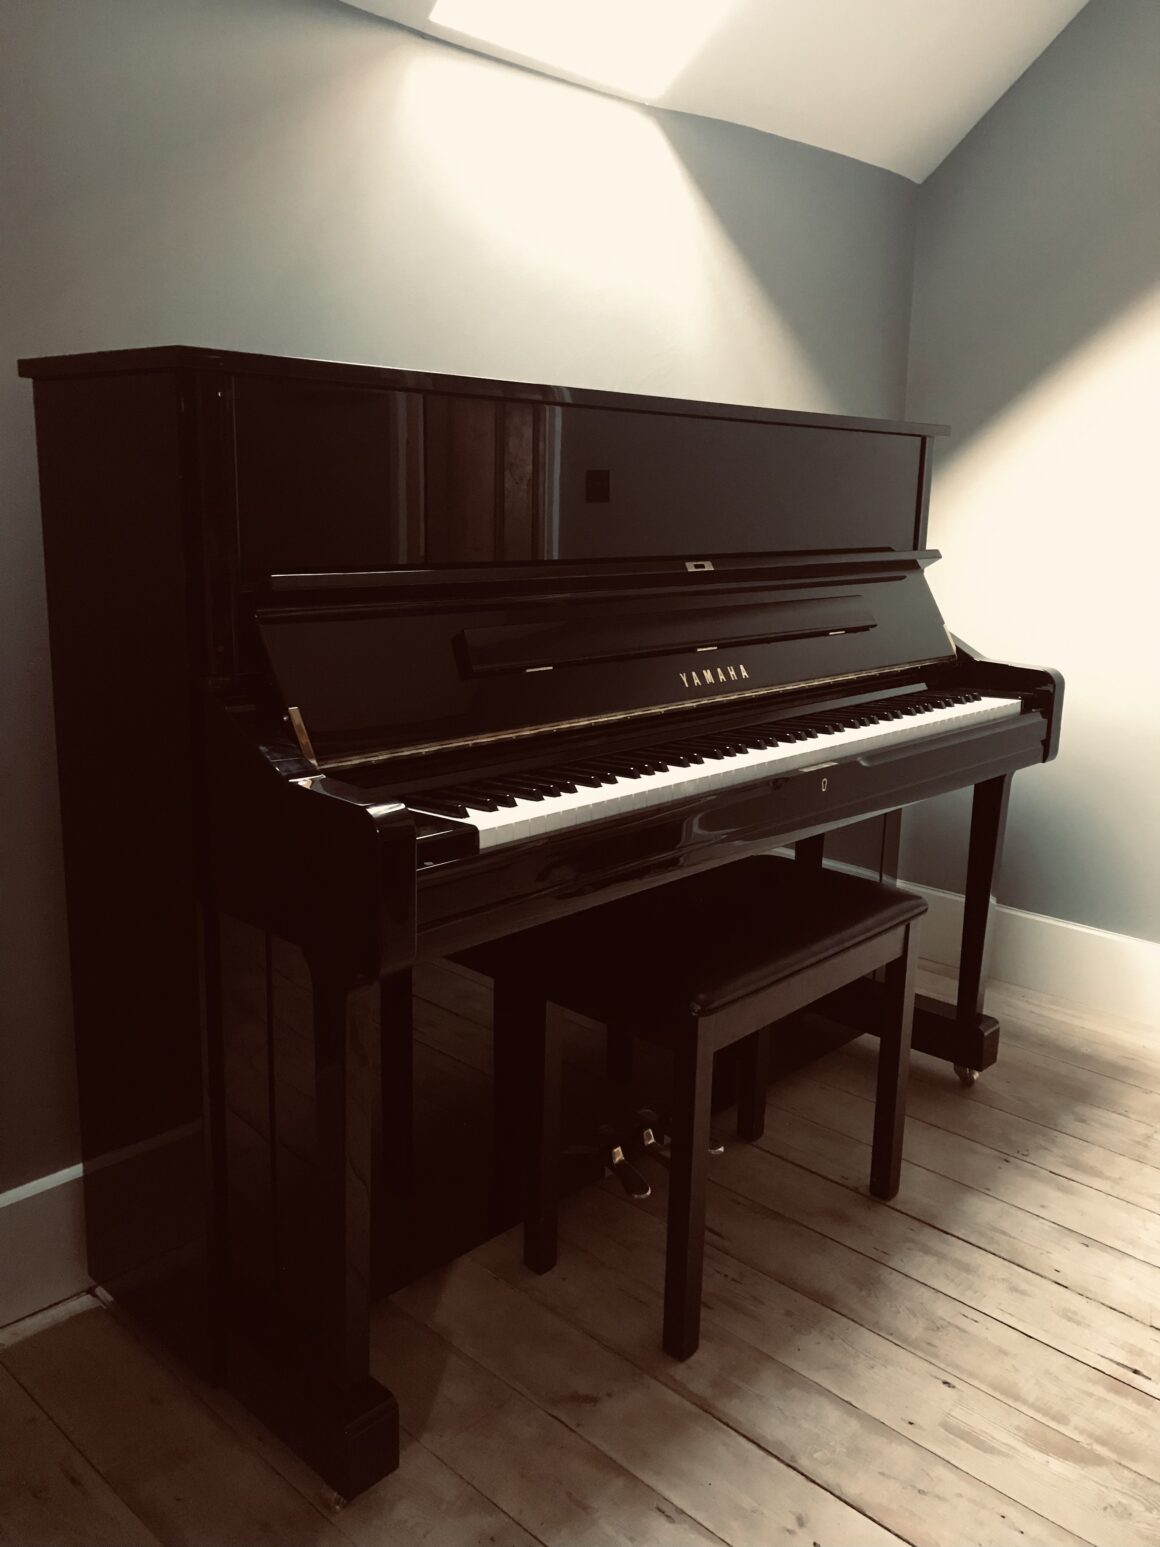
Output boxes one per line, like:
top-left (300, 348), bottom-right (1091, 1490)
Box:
top-left (3, 964), bottom-right (1158, 1546)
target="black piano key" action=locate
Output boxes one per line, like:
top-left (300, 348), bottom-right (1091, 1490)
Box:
top-left (569, 759), bottom-right (633, 782)
top-left (602, 757), bottom-right (652, 777)
top-left (494, 779), bottom-right (547, 801)
top-left (684, 737), bottom-right (748, 756)
top-left (538, 776), bottom-right (579, 794)
top-left (414, 797), bottom-right (471, 819)
top-left (651, 746), bottom-right (705, 764)
top-left (648, 748), bottom-right (701, 766)
top-left (543, 766), bottom-right (610, 788)
top-left (441, 787), bottom-right (502, 811)
top-left (460, 784), bottom-right (519, 808)
top-left (678, 742), bottom-right (729, 760)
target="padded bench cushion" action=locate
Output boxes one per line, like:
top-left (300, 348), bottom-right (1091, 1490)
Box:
top-left (459, 855), bottom-right (926, 1023)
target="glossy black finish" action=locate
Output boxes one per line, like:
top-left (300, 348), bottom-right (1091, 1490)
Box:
top-left (20, 345), bottom-right (1059, 1498)
top-left (258, 566), bottom-right (954, 764)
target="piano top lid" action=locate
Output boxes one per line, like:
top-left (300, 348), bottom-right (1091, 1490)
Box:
top-left (268, 548), bottom-right (943, 597)
top-left (16, 345), bottom-right (950, 440)
top-left (256, 551), bottom-right (956, 771)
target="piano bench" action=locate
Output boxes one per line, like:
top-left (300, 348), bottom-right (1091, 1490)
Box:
top-left (461, 854), bottom-right (926, 1361)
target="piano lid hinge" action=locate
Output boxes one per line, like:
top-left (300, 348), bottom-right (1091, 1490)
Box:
top-left (286, 705), bottom-right (319, 769)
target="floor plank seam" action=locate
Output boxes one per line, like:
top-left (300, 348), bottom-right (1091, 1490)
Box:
top-left (748, 1115), bottom-right (1160, 1295)
top-left (467, 1257), bottom-right (920, 1547)
top-left (91, 1296), bottom-right (376, 1537)
top-left (770, 1076), bottom-right (1160, 1244)
top-left (397, 1423), bottom-right (555, 1547)
top-left (588, 1183), bottom-right (1160, 1511)
top-left (550, 1230), bottom-right (1107, 1547)
top-left (389, 1299), bottom-right (735, 1547)
top-left (0, 1338), bottom-right (164, 1546)
top-left (701, 1164), bottom-right (1160, 1397)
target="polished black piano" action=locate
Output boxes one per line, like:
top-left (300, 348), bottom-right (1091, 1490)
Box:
top-left (20, 346), bottom-right (1061, 1497)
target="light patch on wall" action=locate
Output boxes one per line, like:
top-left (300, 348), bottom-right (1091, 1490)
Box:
top-left (923, 283), bottom-right (1160, 932)
top-left (391, 48), bottom-right (828, 403)
top-left (929, 282), bottom-right (1160, 686)
top-left (428, 0), bottom-right (735, 101)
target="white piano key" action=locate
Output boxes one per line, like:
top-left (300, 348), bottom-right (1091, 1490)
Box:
top-left (416, 696), bottom-right (1022, 852)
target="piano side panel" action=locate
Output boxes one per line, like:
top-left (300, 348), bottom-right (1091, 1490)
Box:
top-left (220, 926), bottom-right (385, 1366)
top-left (31, 369), bottom-right (215, 1367)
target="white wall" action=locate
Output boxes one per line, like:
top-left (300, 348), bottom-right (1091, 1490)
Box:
top-left (0, 0), bottom-right (917, 1231)
top-left (903, 0), bottom-right (1160, 945)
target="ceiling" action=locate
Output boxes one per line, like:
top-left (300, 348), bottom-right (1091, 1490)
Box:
top-left (340, 0), bottom-right (1088, 182)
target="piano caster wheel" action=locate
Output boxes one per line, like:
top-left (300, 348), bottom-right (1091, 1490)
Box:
top-left (954, 1064), bottom-right (980, 1088)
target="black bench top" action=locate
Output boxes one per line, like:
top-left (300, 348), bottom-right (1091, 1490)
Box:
top-left (460, 856), bottom-right (926, 1023)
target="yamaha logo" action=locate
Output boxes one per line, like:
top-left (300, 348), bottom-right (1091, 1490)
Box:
top-left (678, 663), bottom-right (750, 689)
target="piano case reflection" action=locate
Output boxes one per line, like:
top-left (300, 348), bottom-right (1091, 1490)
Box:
top-left (20, 346), bottom-right (1062, 1498)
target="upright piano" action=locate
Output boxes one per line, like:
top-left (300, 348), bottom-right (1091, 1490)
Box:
top-left (20, 346), bottom-right (1061, 1497)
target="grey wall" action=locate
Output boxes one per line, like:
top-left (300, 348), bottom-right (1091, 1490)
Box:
top-left (0, 0), bottom-right (917, 1196)
top-left (901, 0), bottom-right (1160, 942)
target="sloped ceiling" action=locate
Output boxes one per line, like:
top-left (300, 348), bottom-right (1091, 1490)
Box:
top-left (340, 0), bottom-right (1088, 181)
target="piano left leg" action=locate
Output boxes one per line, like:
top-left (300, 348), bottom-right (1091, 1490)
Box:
top-left (224, 950), bottom-right (399, 1499)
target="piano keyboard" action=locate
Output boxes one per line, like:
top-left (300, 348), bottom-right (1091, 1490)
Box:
top-left (409, 691), bottom-right (1022, 851)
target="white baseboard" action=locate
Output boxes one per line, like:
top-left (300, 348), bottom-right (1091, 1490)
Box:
top-left (809, 855), bottom-right (1160, 1028)
top-left (0, 1122), bottom-right (201, 1330)
top-left (906, 881), bottom-right (1160, 1030)
top-left (0, 1171), bottom-right (90, 1329)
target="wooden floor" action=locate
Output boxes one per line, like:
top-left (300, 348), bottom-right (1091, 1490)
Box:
top-left (4, 962), bottom-right (1160, 1546)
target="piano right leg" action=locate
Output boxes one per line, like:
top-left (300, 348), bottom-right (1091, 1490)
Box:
top-left (957, 774), bottom-right (1013, 1030)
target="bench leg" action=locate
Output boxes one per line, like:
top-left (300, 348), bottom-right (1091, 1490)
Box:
top-left (664, 1033), bottom-right (714, 1359)
top-left (524, 995), bottom-right (559, 1274)
top-left (494, 982), bottom-right (558, 1272)
top-left (606, 1023), bottom-right (634, 1091)
top-left (736, 1028), bottom-right (768, 1142)
top-left (871, 924), bottom-right (916, 1200)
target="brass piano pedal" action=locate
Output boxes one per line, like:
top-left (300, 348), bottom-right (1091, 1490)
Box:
top-left (636, 1108), bottom-right (724, 1164)
top-left (607, 1142), bottom-right (651, 1199)
top-left (636, 1108), bottom-right (668, 1169)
